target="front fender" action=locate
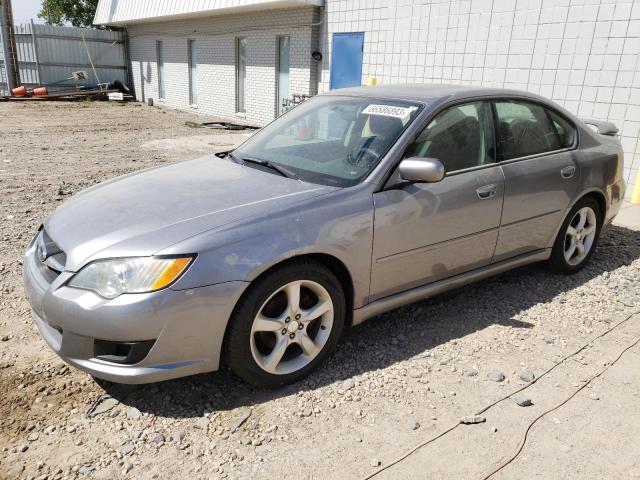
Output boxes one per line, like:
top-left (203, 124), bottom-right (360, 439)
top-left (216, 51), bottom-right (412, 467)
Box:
top-left (164, 187), bottom-right (375, 308)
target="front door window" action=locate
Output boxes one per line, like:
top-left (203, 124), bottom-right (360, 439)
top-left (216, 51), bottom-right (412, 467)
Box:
top-left (404, 101), bottom-right (496, 172)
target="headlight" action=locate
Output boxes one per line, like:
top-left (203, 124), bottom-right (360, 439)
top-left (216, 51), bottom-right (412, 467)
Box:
top-left (68, 256), bottom-right (193, 299)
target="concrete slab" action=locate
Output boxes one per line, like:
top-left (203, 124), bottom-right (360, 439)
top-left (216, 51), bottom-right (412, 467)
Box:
top-left (613, 202), bottom-right (640, 231)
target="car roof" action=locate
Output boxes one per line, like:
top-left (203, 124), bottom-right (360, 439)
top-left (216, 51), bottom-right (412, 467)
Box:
top-left (324, 83), bottom-right (548, 105)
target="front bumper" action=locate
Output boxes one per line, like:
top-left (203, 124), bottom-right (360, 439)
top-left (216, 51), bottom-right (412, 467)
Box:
top-left (23, 236), bottom-right (248, 384)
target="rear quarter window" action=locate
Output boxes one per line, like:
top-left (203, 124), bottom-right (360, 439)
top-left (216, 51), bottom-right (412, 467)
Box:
top-left (546, 109), bottom-right (577, 149)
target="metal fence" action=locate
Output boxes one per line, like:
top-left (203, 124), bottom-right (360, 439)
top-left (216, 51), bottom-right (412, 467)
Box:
top-left (0, 22), bottom-right (127, 96)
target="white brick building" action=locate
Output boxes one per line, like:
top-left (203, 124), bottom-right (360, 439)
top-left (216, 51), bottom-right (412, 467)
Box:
top-left (95, 0), bottom-right (640, 197)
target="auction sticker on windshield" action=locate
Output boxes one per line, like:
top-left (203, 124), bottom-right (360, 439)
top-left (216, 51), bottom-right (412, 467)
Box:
top-left (362, 104), bottom-right (417, 120)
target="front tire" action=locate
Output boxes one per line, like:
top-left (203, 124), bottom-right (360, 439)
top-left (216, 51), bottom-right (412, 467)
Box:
top-left (224, 260), bottom-right (345, 387)
top-left (549, 197), bottom-right (602, 273)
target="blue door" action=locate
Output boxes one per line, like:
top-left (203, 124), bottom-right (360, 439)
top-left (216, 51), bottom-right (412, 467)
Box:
top-left (330, 32), bottom-right (364, 90)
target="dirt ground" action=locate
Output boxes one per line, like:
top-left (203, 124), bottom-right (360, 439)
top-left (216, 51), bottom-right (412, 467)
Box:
top-left (1, 101), bottom-right (640, 480)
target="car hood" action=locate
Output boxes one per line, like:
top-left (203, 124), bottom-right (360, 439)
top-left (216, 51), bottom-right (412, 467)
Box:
top-left (45, 155), bottom-right (335, 271)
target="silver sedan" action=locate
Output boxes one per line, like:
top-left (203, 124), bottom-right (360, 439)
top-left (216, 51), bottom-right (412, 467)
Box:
top-left (24, 84), bottom-right (626, 386)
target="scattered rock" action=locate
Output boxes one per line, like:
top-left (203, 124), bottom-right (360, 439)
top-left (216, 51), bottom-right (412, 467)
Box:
top-left (370, 459), bottom-right (381, 468)
top-left (463, 367), bottom-right (478, 377)
top-left (122, 462), bottom-right (133, 474)
top-left (439, 356), bottom-right (451, 365)
top-left (125, 407), bottom-right (141, 420)
top-left (89, 397), bottom-right (119, 417)
top-left (488, 370), bottom-right (505, 382)
top-left (119, 442), bottom-right (135, 455)
top-left (18, 444), bottom-right (28, 452)
top-left (302, 407), bottom-right (313, 417)
top-left (460, 415), bottom-right (486, 425)
top-left (620, 296), bottom-right (636, 307)
top-left (78, 464), bottom-right (94, 476)
top-left (195, 417), bottom-right (209, 430)
top-left (27, 432), bottom-right (39, 442)
top-left (230, 408), bottom-right (252, 432)
top-left (407, 419), bottom-right (420, 430)
top-left (148, 433), bottom-right (165, 445)
top-left (519, 371), bottom-right (535, 383)
top-left (407, 369), bottom-right (423, 379)
top-left (342, 379), bottom-right (355, 391)
top-left (512, 393), bottom-right (533, 407)
top-left (588, 393), bottom-right (600, 401)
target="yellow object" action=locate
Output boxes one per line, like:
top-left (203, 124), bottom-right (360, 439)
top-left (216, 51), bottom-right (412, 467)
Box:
top-left (152, 257), bottom-right (192, 290)
top-left (632, 171), bottom-right (640, 205)
top-left (366, 77), bottom-right (378, 87)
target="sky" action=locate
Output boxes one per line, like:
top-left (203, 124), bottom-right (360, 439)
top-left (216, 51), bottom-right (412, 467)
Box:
top-left (11, 0), bottom-right (44, 25)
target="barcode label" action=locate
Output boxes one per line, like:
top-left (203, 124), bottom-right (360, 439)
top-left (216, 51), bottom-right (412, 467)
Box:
top-left (362, 104), bottom-right (414, 119)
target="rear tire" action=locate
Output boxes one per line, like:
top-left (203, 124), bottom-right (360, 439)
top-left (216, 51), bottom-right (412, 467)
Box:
top-left (549, 197), bottom-right (602, 273)
top-left (224, 260), bottom-right (345, 388)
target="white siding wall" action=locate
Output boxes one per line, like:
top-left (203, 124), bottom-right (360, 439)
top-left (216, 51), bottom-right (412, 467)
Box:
top-left (127, 7), bottom-right (319, 125)
top-left (318, 0), bottom-right (640, 198)
top-left (95, 0), bottom-right (324, 25)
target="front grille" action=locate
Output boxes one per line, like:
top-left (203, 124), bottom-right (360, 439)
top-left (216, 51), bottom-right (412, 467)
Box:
top-left (37, 230), bottom-right (66, 281)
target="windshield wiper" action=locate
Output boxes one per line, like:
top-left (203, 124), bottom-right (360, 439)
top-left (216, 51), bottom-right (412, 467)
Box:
top-left (241, 157), bottom-right (298, 179)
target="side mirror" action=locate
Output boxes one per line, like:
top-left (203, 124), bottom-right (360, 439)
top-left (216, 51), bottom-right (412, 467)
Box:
top-left (398, 157), bottom-right (445, 183)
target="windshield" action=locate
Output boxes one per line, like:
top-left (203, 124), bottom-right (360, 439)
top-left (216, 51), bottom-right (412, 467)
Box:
top-left (234, 95), bottom-right (422, 187)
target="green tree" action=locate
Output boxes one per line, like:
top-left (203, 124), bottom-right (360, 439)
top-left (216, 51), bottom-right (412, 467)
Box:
top-left (38, 0), bottom-right (100, 28)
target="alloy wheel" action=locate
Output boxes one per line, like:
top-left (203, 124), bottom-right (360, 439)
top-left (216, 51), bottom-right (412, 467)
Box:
top-left (249, 280), bottom-right (334, 375)
top-left (564, 206), bottom-right (597, 266)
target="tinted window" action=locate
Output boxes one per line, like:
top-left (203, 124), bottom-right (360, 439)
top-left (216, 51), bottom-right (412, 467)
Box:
top-left (404, 101), bottom-right (495, 172)
top-left (494, 100), bottom-right (561, 160)
top-left (547, 109), bottom-right (576, 148)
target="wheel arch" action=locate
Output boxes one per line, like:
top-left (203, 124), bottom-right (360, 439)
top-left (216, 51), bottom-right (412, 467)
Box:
top-left (220, 253), bottom-right (356, 367)
top-left (547, 188), bottom-right (607, 250)
top-left (581, 190), bottom-right (606, 221)
top-left (248, 253), bottom-right (355, 326)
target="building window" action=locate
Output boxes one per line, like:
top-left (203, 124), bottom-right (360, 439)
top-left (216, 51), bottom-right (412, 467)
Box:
top-left (277, 36), bottom-right (290, 115)
top-left (156, 40), bottom-right (165, 99)
top-left (188, 39), bottom-right (197, 105)
top-left (236, 37), bottom-right (247, 113)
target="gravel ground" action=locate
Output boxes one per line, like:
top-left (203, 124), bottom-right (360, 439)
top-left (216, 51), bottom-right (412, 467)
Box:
top-left (1, 101), bottom-right (640, 480)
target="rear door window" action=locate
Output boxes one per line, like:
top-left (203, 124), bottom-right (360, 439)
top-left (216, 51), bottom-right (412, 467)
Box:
top-left (494, 100), bottom-right (561, 161)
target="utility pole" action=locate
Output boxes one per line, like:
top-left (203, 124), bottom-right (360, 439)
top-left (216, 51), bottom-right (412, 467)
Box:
top-left (0, 0), bottom-right (20, 93)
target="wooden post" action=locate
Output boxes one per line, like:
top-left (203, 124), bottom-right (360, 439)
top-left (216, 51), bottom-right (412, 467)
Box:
top-left (0, 0), bottom-right (20, 92)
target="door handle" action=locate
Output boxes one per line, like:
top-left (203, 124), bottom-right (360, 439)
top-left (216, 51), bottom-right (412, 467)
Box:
top-left (561, 165), bottom-right (576, 179)
top-left (476, 184), bottom-right (497, 200)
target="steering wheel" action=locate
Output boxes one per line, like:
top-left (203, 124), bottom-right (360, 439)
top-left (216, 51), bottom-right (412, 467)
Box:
top-left (346, 147), bottom-right (379, 168)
